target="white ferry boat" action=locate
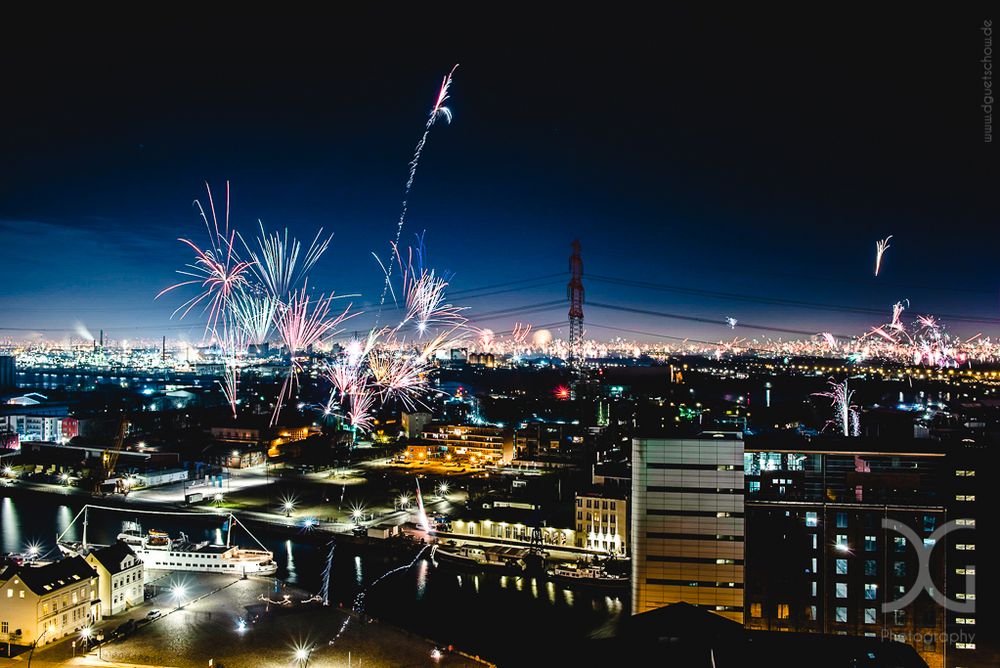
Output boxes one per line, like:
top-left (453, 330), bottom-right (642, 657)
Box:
top-left (57, 508), bottom-right (277, 577)
top-left (116, 522), bottom-right (278, 576)
top-left (546, 561), bottom-right (628, 587)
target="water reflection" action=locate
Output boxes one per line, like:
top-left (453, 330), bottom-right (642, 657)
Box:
top-left (354, 555), bottom-right (363, 586)
top-left (286, 540), bottom-right (297, 580)
top-left (2, 497), bottom-right (18, 553)
top-left (415, 559), bottom-right (428, 600)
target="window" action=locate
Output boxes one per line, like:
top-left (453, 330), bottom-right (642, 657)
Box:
top-left (956, 519), bottom-right (975, 527)
top-left (865, 584), bottom-right (878, 600)
top-left (750, 602), bottom-right (762, 618)
top-left (923, 515), bottom-right (937, 532)
top-left (0, 622), bottom-right (7, 634)
top-left (836, 583), bottom-right (848, 598)
top-left (749, 481), bottom-right (760, 493)
top-left (836, 559), bottom-right (848, 575)
top-left (805, 512), bottom-right (818, 527)
top-left (777, 603), bottom-right (789, 620)
top-left (955, 494), bottom-right (975, 502)
top-left (894, 561), bottom-right (906, 577)
top-left (836, 512), bottom-right (848, 528)
top-left (805, 605), bottom-right (817, 621)
top-left (864, 560), bottom-right (877, 577)
top-left (956, 567), bottom-right (976, 576)
top-left (956, 642), bottom-right (977, 650)
top-left (810, 557), bottom-right (817, 573)
top-left (894, 537), bottom-right (906, 553)
top-left (956, 617), bottom-right (975, 625)
top-left (811, 534), bottom-right (818, 550)
top-left (864, 535), bottom-right (876, 551)
top-left (835, 607), bottom-right (848, 623)
top-left (864, 608), bottom-right (877, 624)
top-left (5, 590), bottom-right (10, 599)
top-left (19, 590), bottom-right (24, 599)
top-left (810, 581), bottom-right (817, 597)
top-left (835, 534), bottom-right (848, 550)
top-left (956, 543), bottom-right (975, 551)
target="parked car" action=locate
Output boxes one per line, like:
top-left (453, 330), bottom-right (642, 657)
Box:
top-left (146, 609), bottom-right (161, 620)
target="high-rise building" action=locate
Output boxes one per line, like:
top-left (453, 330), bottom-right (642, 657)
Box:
top-left (631, 431), bottom-right (746, 622)
top-left (0, 355), bottom-right (15, 389)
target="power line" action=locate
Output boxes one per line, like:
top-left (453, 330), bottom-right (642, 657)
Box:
top-left (589, 273), bottom-right (1000, 325)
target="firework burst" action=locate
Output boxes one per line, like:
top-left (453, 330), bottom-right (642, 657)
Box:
top-left (157, 182), bottom-right (254, 335)
top-left (814, 378), bottom-right (859, 437)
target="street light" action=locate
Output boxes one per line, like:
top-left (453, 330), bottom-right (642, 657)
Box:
top-left (398, 493), bottom-right (411, 510)
top-left (293, 646), bottom-right (311, 666)
top-left (171, 583), bottom-right (187, 609)
top-left (436, 482), bottom-right (449, 498)
top-left (283, 500), bottom-right (295, 517)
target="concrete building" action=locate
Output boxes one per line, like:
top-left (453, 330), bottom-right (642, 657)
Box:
top-left (631, 432), bottom-right (746, 623)
top-left (401, 411), bottom-right (432, 439)
top-left (84, 543), bottom-right (144, 616)
top-left (575, 490), bottom-right (628, 555)
top-left (742, 436), bottom-right (950, 668)
top-left (411, 424), bottom-right (514, 465)
top-left (0, 557), bottom-right (101, 647)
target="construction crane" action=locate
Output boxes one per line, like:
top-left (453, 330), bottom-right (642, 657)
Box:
top-left (96, 412), bottom-right (128, 495)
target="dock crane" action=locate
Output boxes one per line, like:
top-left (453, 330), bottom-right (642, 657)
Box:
top-left (96, 412), bottom-right (128, 495)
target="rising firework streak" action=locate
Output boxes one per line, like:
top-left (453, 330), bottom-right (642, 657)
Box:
top-left (874, 235), bottom-right (892, 276)
top-left (377, 65), bottom-right (459, 316)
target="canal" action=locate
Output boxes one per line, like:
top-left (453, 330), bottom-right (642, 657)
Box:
top-left (1, 490), bottom-right (624, 665)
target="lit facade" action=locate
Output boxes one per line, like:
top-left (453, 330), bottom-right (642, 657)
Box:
top-left (0, 557), bottom-right (101, 646)
top-left (575, 491), bottom-right (628, 555)
top-left (85, 543), bottom-right (144, 616)
top-left (631, 432), bottom-right (746, 622)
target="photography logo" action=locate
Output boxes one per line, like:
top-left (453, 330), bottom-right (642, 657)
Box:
top-left (881, 519), bottom-right (975, 613)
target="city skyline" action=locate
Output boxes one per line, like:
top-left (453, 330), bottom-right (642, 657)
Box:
top-left (1, 14), bottom-right (996, 341)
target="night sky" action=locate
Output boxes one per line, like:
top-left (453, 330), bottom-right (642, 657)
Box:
top-left (1, 12), bottom-right (995, 343)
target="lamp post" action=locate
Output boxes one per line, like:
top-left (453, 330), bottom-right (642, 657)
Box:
top-left (26, 627), bottom-right (49, 668)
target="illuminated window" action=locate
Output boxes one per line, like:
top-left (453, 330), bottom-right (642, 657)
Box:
top-left (750, 603), bottom-right (762, 618)
top-left (864, 535), bottom-right (876, 551)
top-left (836, 559), bottom-right (848, 575)
top-left (865, 584), bottom-right (879, 600)
top-left (836, 583), bottom-right (847, 598)
top-left (777, 603), bottom-right (789, 620)
top-left (805, 512), bottom-right (818, 527)
top-left (864, 608), bottom-right (877, 624)
top-left (835, 607), bottom-right (848, 623)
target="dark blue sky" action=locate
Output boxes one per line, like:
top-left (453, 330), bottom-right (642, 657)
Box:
top-left (1, 11), bottom-right (995, 343)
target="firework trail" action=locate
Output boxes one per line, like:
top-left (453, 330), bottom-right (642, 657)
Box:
top-left (319, 540), bottom-right (335, 606)
top-left (229, 288), bottom-right (278, 346)
top-left (814, 378), bottom-right (859, 437)
top-left (213, 317), bottom-right (249, 419)
top-left (328, 545), bottom-right (432, 648)
top-left (874, 235), bottom-right (893, 276)
top-left (377, 65), bottom-right (459, 316)
top-left (511, 322), bottom-right (532, 344)
top-left (157, 182), bottom-right (254, 335)
top-left (820, 332), bottom-right (837, 349)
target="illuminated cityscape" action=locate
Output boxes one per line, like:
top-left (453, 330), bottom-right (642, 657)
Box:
top-left (0, 12), bottom-right (996, 668)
